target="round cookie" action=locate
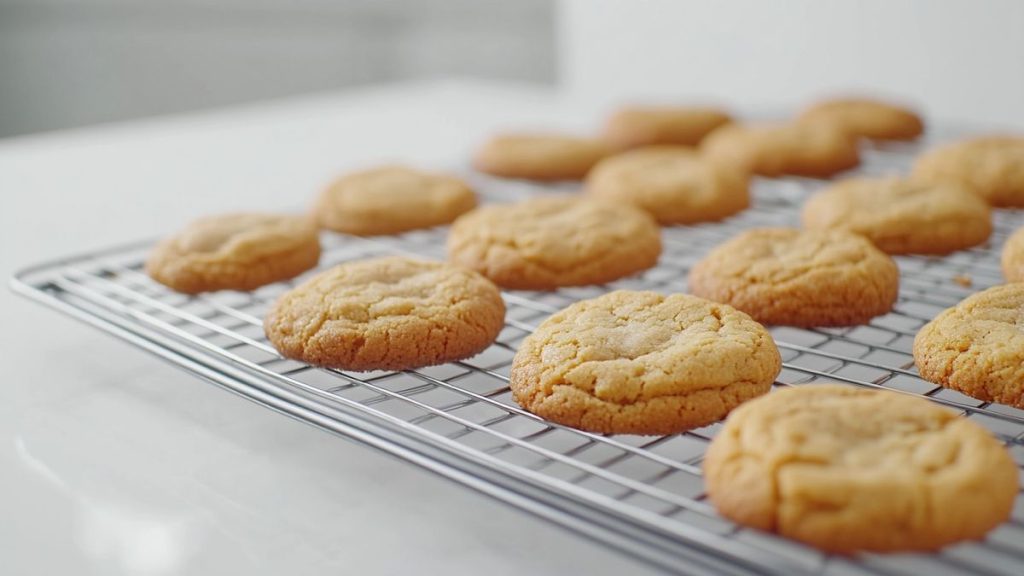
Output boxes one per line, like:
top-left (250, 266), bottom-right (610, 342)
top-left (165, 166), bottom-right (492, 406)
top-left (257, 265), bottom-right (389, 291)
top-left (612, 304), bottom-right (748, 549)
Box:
top-left (914, 283), bottom-right (1024, 408)
top-left (701, 122), bottom-right (860, 177)
top-left (602, 105), bottom-right (732, 149)
top-left (509, 290), bottom-right (781, 435)
top-left (472, 133), bottom-right (612, 181)
top-left (703, 384), bottom-right (1017, 553)
top-left (912, 136), bottom-right (1024, 207)
top-left (585, 147), bottom-right (750, 224)
top-left (264, 257), bottom-right (505, 371)
top-left (447, 196), bottom-right (662, 290)
top-left (688, 228), bottom-right (898, 327)
top-left (801, 177), bottom-right (992, 255)
top-left (314, 165), bottom-right (476, 236)
top-left (1001, 227), bottom-right (1024, 282)
top-left (799, 97), bottom-right (924, 141)
top-left (146, 213), bottom-right (321, 294)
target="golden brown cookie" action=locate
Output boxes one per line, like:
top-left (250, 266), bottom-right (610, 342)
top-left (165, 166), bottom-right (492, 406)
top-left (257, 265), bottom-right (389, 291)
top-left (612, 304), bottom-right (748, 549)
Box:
top-left (688, 228), bottom-right (898, 327)
top-left (585, 147), bottom-right (750, 224)
top-left (914, 284), bottom-right (1024, 408)
top-left (509, 290), bottom-right (781, 435)
top-left (701, 122), bottom-right (860, 177)
top-left (447, 196), bottom-right (661, 290)
top-left (264, 257), bottom-right (505, 371)
top-left (799, 97), bottom-right (924, 141)
top-left (602, 105), bottom-right (732, 149)
top-left (1001, 227), bottom-right (1024, 282)
top-left (801, 177), bottom-right (992, 255)
top-left (314, 165), bottom-right (476, 236)
top-left (472, 133), bottom-right (612, 181)
top-left (912, 136), bottom-right (1024, 207)
top-left (704, 384), bottom-right (1017, 553)
top-left (146, 213), bottom-right (321, 294)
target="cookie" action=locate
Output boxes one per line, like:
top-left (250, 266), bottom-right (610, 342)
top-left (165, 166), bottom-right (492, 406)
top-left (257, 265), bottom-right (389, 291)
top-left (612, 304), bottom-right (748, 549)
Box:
top-left (602, 105), bottom-right (732, 149)
top-left (701, 122), bottom-right (860, 177)
top-left (1001, 227), bottom-right (1024, 282)
top-left (914, 283), bottom-right (1024, 407)
top-left (509, 290), bottom-right (781, 435)
top-left (912, 136), bottom-right (1024, 207)
top-left (799, 97), bottom-right (924, 141)
top-left (146, 213), bottom-right (320, 294)
top-left (447, 196), bottom-right (661, 290)
top-left (585, 147), bottom-right (750, 224)
top-left (314, 165), bottom-right (476, 235)
top-left (472, 133), bottom-right (612, 181)
top-left (801, 177), bottom-right (992, 255)
top-left (689, 228), bottom-right (898, 327)
top-left (703, 384), bottom-right (1017, 553)
top-left (264, 257), bottom-right (505, 371)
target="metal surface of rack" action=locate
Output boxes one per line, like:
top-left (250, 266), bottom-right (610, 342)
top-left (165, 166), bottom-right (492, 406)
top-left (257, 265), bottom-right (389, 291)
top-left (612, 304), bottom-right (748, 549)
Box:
top-left (11, 138), bottom-right (1024, 576)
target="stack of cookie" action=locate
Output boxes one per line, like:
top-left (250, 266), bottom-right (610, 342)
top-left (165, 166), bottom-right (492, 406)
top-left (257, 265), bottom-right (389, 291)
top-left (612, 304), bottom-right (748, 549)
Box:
top-left (143, 94), bottom-right (1024, 556)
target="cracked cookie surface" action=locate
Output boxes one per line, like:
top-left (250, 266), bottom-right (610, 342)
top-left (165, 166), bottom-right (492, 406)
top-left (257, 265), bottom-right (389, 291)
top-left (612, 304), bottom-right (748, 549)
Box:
top-left (914, 284), bottom-right (1024, 408)
top-left (446, 196), bottom-right (661, 290)
top-left (264, 257), bottom-right (505, 371)
top-left (602, 105), bottom-right (732, 149)
top-left (689, 228), bottom-right (898, 327)
top-left (1001, 227), bottom-right (1024, 282)
top-left (801, 177), bottom-right (992, 255)
top-left (704, 384), bottom-right (1017, 553)
top-left (146, 213), bottom-right (321, 294)
top-left (585, 147), bottom-right (750, 224)
top-left (472, 134), bottom-right (612, 181)
top-left (799, 97), bottom-right (924, 141)
top-left (314, 165), bottom-right (476, 236)
top-left (509, 290), bottom-right (780, 435)
top-left (701, 122), bottom-right (859, 177)
top-left (912, 136), bottom-right (1024, 207)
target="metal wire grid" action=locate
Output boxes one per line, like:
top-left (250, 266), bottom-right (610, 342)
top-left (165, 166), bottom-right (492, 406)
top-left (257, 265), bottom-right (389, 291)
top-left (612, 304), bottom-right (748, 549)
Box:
top-left (12, 141), bottom-right (1024, 576)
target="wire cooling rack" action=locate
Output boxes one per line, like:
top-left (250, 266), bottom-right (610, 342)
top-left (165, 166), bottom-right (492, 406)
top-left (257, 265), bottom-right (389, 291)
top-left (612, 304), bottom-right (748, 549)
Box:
top-left (11, 138), bottom-right (1024, 576)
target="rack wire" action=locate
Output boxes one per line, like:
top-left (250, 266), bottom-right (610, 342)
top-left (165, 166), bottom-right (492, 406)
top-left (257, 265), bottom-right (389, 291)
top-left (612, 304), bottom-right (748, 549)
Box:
top-left (11, 136), bottom-right (1024, 576)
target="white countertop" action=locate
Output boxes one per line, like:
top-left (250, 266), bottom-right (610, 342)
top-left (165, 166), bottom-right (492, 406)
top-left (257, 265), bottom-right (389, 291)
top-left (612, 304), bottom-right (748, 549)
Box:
top-left (0, 80), bottom-right (661, 575)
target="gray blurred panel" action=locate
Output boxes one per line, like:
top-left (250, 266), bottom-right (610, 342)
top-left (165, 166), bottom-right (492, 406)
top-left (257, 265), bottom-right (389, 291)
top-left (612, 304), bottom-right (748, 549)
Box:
top-left (0, 0), bottom-right (555, 137)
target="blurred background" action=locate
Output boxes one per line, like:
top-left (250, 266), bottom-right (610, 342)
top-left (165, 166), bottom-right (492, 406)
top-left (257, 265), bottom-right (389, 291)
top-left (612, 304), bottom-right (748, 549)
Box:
top-left (2, 0), bottom-right (1023, 138)
top-left (0, 0), bottom-right (556, 137)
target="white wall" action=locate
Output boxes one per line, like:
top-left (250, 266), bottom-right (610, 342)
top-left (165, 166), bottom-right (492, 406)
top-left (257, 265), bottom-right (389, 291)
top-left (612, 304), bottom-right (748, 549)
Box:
top-left (558, 0), bottom-right (1024, 129)
top-left (0, 0), bottom-right (555, 137)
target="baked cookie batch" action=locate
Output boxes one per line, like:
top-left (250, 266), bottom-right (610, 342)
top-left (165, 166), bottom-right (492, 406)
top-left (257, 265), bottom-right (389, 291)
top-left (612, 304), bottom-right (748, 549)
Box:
top-left (146, 96), bottom-right (1024, 554)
